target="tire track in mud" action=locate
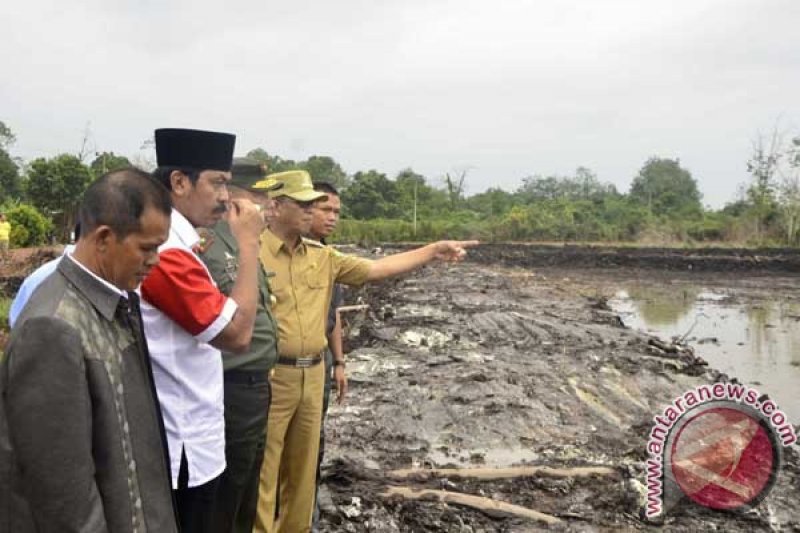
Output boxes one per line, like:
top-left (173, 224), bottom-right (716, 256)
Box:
top-left (319, 260), bottom-right (800, 532)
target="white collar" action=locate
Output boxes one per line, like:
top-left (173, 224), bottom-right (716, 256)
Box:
top-left (65, 253), bottom-right (128, 299)
top-left (170, 208), bottom-right (201, 249)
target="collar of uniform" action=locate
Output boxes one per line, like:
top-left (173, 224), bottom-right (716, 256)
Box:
top-left (58, 253), bottom-right (126, 322)
top-left (210, 220), bottom-right (235, 252)
top-left (169, 208), bottom-right (202, 250)
top-left (263, 227), bottom-right (306, 256)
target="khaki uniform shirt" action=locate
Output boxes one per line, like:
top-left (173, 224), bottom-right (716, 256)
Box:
top-left (200, 221), bottom-right (279, 372)
top-left (260, 229), bottom-right (372, 357)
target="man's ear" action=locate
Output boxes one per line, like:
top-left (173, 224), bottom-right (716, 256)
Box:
top-left (94, 225), bottom-right (115, 252)
top-left (170, 170), bottom-right (191, 197)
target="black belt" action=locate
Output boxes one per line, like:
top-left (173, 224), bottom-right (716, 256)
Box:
top-left (277, 355), bottom-right (322, 368)
top-left (224, 369), bottom-right (270, 384)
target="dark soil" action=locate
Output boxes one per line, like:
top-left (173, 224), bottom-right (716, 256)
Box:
top-left (318, 245), bottom-right (800, 531)
top-left (431, 243), bottom-right (800, 274)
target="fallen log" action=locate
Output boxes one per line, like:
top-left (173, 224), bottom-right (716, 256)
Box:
top-left (381, 486), bottom-right (562, 525)
top-left (386, 465), bottom-right (616, 482)
top-left (648, 338), bottom-right (679, 353)
top-left (337, 304), bottom-right (370, 313)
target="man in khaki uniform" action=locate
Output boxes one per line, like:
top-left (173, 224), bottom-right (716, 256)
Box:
top-left (254, 170), bottom-right (478, 532)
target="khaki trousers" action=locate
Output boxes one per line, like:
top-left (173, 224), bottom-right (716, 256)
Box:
top-left (254, 362), bottom-right (324, 533)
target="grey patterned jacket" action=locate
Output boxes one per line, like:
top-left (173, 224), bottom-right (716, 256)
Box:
top-left (0, 255), bottom-right (177, 532)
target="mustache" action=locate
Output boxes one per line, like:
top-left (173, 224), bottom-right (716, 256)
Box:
top-left (213, 203), bottom-right (228, 214)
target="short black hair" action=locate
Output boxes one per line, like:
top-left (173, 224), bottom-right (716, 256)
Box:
top-left (79, 167), bottom-right (172, 239)
top-left (313, 181), bottom-right (339, 196)
top-left (152, 166), bottom-right (202, 191)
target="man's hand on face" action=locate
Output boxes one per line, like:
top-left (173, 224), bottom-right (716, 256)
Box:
top-left (432, 240), bottom-right (480, 262)
top-left (227, 198), bottom-right (265, 248)
top-left (334, 365), bottom-right (348, 404)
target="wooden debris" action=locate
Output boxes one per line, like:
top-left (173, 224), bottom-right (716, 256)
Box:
top-left (337, 304), bottom-right (370, 313)
top-left (381, 486), bottom-right (562, 525)
top-left (387, 465), bottom-right (617, 481)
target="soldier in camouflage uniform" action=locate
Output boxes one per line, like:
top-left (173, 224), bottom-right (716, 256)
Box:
top-left (199, 158), bottom-right (282, 533)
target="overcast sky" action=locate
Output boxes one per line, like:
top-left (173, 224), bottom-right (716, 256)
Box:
top-left (2, 0), bottom-right (799, 207)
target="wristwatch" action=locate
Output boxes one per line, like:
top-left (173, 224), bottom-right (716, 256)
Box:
top-left (333, 360), bottom-right (346, 368)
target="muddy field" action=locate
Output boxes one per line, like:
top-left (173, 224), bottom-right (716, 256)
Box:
top-left (318, 246), bottom-right (800, 532)
top-left (2, 245), bottom-right (799, 531)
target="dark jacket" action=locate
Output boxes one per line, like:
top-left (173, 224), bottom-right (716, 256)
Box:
top-left (0, 256), bottom-right (177, 533)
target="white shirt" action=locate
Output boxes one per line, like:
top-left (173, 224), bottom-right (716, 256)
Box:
top-left (139, 209), bottom-right (238, 488)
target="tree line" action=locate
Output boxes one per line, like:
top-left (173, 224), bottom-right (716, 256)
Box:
top-left (2, 120), bottom-right (799, 248)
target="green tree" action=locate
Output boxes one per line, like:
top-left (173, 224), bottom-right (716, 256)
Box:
top-left (342, 170), bottom-right (400, 219)
top-left (300, 155), bottom-right (349, 190)
top-left (518, 175), bottom-right (562, 202)
top-left (779, 137), bottom-right (800, 244)
top-left (745, 133), bottom-right (780, 242)
top-left (90, 152), bottom-right (132, 176)
top-left (393, 169), bottom-right (450, 219)
top-left (518, 168), bottom-right (617, 203)
top-left (26, 154), bottom-right (92, 237)
top-left (246, 148), bottom-right (298, 174)
top-left (466, 187), bottom-right (516, 218)
top-left (6, 203), bottom-right (53, 247)
top-left (0, 149), bottom-right (21, 203)
top-left (629, 157), bottom-right (702, 217)
top-left (443, 170), bottom-right (467, 209)
top-left (0, 121), bottom-right (22, 203)
top-left (0, 120), bottom-right (16, 149)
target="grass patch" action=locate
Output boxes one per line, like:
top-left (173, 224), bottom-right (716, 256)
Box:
top-left (0, 297), bottom-right (9, 358)
top-left (0, 297), bottom-right (10, 329)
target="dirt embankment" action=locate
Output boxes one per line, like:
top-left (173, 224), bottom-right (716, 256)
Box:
top-left (421, 243), bottom-right (800, 274)
top-left (0, 246), bottom-right (63, 298)
top-left (318, 246), bottom-right (800, 531)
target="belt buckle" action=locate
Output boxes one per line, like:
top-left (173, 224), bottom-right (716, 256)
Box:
top-left (296, 357), bottom-right (313, 368)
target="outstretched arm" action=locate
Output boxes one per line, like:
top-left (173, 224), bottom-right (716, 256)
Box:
top-left (366, 240), bottom-right (479, 282)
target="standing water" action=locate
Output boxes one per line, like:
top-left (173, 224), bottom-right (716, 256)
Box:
top-left (609, 283), bottom-right (800, 423)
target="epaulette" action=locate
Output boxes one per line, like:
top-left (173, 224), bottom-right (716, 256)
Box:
top-left (301, 237), bottom-right (324, 248)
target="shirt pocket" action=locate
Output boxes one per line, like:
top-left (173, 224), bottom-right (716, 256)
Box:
top-left (306, 269), bottom-right (329, 291)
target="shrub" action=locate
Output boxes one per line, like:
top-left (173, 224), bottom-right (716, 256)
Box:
top-left (7, 203), bottom-right (53, 247)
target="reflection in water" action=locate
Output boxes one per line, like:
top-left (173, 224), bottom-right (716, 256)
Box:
top-left (748, 305), bottom-right (771, 363)
top-left (610, 286), bottom-right (800, 423)
top-left (627, 285), bottom-right (700, 326)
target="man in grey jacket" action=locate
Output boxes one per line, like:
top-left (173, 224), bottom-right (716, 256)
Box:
top-left (0, 168), bottom-right (178, 532)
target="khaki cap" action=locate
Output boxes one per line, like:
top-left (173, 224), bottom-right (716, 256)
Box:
top-left (256, 170), bottom-right (327, 202)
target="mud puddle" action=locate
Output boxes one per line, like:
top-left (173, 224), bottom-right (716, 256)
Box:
top-left (319, 256), bottom-right (800, 532)
top-left (609, 281), bottom-right (800, 422)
